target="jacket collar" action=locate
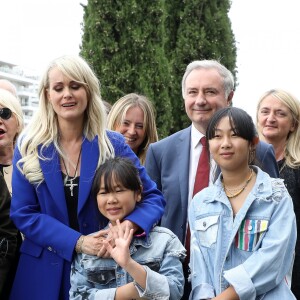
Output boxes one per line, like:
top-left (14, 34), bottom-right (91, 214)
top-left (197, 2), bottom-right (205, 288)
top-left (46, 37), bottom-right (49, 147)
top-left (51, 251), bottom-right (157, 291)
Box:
top-left (204, 166), bottom-right (276, 205)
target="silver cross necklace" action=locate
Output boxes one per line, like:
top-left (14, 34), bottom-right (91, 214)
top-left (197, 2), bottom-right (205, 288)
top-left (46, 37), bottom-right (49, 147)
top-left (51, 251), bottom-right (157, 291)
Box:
top-left (61, 147), bottom-right (82, 196)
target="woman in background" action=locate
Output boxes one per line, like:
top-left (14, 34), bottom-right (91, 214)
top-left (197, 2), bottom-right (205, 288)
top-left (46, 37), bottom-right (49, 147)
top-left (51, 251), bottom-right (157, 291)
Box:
top-left (0, 88), bottom-right (24, 299)
top-left (107, 93), bottom-right (158, 165)
top-left (256, 89), bottom-right (300, 298)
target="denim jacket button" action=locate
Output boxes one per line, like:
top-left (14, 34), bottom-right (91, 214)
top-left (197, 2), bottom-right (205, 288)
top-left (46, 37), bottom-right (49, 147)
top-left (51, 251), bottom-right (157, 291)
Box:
top-left (203, 221), bottom-right (207, 227)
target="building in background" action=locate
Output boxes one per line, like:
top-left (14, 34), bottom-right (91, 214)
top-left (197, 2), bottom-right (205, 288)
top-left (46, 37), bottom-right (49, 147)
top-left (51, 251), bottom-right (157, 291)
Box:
top-left (0, 60), bottom-right (39, 126)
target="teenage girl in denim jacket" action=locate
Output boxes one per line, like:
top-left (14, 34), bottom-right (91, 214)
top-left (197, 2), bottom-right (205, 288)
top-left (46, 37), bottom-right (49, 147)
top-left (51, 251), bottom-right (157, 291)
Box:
top-left (70, 157), bottom-right (185, 300)
top-left (189, 107), bottom-right (296, 300)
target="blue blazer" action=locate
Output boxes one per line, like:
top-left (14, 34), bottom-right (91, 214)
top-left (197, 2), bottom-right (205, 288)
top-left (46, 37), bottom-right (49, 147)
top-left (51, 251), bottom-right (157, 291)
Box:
top-left (145, 126), bottom-right (279, 244)
top-left (10, 131), bottom-right (165, 300)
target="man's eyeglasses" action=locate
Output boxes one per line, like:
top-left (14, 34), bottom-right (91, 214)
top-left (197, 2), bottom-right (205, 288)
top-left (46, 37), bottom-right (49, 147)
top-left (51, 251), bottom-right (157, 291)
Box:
top-left (0, 108), bottom-right (12, 120)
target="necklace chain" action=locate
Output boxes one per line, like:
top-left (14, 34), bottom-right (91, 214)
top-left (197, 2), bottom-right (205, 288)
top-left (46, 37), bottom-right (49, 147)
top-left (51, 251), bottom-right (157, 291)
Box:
top-left (223, 169), bottom-right (253, 199)
top-left (61, 147), bottom-right (82, 196)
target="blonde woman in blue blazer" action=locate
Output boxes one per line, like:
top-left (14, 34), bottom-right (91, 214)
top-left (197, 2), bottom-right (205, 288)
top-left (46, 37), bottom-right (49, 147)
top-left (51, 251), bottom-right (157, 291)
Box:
top-left (9, 55), bottom-right (165, 300)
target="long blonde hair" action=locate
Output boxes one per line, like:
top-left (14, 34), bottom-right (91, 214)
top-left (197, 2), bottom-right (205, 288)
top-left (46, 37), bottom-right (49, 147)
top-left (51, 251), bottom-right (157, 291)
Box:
top-left (256, 89), bottom-right (300, 168)
top-left (17, 55), bottom-right (114, 184)
top-left (107, 93), bottom-right (158, 165)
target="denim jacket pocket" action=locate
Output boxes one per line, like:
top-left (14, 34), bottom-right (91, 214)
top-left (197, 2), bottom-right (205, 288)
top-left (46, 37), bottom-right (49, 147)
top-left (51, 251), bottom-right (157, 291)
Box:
top-left (235, 219), bottom-right (269, 252)
top-left (86, 268), bottom-right (116, 285)
top-left (195, 215), bottom-right (219, 248)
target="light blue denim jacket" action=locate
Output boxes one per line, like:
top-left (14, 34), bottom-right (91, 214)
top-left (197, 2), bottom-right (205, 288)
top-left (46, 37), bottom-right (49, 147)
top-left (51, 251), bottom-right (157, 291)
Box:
top-left (70, 226), bottom-right (186, 300)
top-left (188, 166), bottom-right (297, 300)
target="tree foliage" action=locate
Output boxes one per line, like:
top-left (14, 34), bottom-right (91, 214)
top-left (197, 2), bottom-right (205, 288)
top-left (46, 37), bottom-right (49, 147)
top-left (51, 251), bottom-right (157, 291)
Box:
top-left (80, 0), bottom-right (236, 138)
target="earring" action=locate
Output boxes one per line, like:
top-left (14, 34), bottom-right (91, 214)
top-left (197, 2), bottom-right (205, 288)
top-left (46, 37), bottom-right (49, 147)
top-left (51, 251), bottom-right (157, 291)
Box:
top-left (248, 148), bottom-right (256, 164)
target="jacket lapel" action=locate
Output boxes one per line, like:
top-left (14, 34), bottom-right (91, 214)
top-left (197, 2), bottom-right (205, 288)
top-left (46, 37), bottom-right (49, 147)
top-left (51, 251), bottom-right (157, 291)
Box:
top-left (39, 143), bottom-right (68, 220)
top-left (40, 138), bottom-right (99, 220)
top-left (77, 137), bottom-right (99, 214)
top-left (177, 127), bottom-right (191, 209)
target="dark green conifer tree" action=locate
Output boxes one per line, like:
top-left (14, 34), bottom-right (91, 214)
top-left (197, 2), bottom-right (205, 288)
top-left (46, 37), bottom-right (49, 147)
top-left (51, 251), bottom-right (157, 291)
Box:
top-left (80, 0), bottom-right (236, 137)
top-left (169, 0), bottom-right (237, 131)
top-left (80, 0), bottom-right (172, 138)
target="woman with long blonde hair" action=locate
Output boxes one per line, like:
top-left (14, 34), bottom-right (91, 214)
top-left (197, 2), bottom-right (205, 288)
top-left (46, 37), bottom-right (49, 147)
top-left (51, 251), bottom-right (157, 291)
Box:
top-left (9, 55), bottom-right (165, 300)
top-left (257, 89), bottom-right (300, 298)
top-left (107, 93), bottom-right (158, 165)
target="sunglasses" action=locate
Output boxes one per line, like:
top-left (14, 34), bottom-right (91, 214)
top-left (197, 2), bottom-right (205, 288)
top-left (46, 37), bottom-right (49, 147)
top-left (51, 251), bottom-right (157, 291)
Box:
top-left (0, 108), bottom-right (12, 120)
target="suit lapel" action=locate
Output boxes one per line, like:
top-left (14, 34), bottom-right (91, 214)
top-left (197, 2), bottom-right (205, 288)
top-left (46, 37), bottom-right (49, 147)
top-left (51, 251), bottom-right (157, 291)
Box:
top-left (176, 127), bottom-right (191, 208)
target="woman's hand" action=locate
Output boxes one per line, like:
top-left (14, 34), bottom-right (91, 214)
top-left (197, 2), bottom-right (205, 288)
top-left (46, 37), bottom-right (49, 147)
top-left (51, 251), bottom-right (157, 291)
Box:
top-left (79, 229), bottom-right (109, 255)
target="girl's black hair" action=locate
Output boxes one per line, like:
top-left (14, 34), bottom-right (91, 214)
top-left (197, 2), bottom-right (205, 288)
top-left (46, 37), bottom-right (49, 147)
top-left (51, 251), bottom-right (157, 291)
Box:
top-left (206, 107), bottom-right (262, 168)
top-left (91, 157), bottom-right (142, 200)
top-left (206, 107), bottom-right (257, 142)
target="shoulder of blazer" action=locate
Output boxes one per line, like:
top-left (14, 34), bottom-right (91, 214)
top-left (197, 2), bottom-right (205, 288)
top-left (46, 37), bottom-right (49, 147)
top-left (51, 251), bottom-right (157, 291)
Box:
top-left (150, 126), bottom-right (191, 149)
top-left (256, 140), bottom-right (272, 154)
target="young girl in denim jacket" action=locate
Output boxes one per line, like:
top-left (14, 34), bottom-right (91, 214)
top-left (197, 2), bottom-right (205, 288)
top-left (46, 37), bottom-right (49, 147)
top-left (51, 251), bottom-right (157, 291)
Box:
top-left (70, 157), bottom-right (185, 300)
top-left (189, 107), bottom-right (296, 300)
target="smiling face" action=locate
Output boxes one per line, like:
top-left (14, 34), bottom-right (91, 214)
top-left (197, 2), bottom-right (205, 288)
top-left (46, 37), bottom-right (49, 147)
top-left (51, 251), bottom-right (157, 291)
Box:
top-left (208, 116), bottom-right (250, 173)
top-left (115, 106), bottom-right (146, 154)
top-left (257, 95), bottom-right (295, 144)
top-left (0, 106), bottom-right (19, 149)
top-left (96, 175), bottom-right (141, 225)
top-left (46, 67), bottom-right (88, 125)
top-left (184, 68), bottom-right (231, 134)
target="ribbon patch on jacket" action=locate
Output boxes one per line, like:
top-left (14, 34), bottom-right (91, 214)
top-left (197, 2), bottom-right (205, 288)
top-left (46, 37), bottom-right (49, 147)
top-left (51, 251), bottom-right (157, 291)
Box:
top-left (235, 219), bottom-right (268, 252)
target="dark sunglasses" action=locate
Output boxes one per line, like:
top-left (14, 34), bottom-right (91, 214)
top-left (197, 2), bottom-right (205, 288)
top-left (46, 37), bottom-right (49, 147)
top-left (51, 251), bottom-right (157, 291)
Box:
top-left (0, 108), bottom-right (12, 120)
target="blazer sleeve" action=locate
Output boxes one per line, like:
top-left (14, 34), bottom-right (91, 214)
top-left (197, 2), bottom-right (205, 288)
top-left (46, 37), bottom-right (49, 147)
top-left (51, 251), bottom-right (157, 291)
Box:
top-left (109, 131), bottom-right (165, 235)
top-left (145, 143), bottom-right (162, 191)
top-left (256, 141), bottom-right (279, 178)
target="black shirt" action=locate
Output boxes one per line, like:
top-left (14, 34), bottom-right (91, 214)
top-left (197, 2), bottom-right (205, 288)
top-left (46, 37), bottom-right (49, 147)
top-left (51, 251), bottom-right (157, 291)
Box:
top-left (62, 173), bottom-right (80, 231)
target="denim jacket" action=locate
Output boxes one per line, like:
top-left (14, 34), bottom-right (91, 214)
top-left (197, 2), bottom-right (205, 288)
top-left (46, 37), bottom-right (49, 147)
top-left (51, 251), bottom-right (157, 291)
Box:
top-left (188, 166), bottom-right (296, 300)
top-left (70, 226), bottom-right (186, 300)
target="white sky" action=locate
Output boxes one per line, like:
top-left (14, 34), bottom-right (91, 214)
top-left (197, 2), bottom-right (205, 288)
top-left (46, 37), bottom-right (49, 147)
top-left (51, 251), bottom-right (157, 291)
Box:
top-left (1, 0), bottom-right (300, 120)
top-left (229, 0), bottom-right (300, 119)
top-left (0, 0), bottom-right (84, 73)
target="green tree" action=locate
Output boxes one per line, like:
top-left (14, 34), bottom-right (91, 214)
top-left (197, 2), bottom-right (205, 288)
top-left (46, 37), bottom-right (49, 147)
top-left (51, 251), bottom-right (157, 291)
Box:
top-left (80, 0), bottom-right (236, 137)
top-left (80, 0), bottom-right (172, 138)
top-left (169, 0), bottom-right (237, 132)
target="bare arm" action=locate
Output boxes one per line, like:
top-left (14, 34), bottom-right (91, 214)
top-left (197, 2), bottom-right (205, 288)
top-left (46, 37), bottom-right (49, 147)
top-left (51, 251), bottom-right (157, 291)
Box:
top-left (212, 286), bottom-right (239, 300)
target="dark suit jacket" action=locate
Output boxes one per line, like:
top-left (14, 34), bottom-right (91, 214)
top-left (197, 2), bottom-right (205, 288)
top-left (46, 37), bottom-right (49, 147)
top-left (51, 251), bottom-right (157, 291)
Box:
top-left (145, 126), bottom-right (279, 244)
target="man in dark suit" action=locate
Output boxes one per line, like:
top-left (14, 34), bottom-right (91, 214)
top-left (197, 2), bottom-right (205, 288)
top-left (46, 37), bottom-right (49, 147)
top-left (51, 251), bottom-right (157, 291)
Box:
top-left (145, 60), bottom-right (279, 299)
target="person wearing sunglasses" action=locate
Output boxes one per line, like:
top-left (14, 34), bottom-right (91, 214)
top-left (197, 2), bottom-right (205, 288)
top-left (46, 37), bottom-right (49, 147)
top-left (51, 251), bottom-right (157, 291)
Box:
top-left (0, 88), bottom-right (24, 299)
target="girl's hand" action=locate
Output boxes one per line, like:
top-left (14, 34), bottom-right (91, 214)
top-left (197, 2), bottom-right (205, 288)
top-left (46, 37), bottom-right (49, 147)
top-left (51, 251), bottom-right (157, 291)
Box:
top-left (103, 219), bottom-right (134, 268)
top-left (97, 220), bottom-right (138, 257)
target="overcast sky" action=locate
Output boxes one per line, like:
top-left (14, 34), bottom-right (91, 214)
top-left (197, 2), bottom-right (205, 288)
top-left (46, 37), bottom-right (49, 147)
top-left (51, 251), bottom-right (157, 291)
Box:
top-left (1, 0), bottom-right (300, 120)
top-left (229, 0), bottom-right (300, 119)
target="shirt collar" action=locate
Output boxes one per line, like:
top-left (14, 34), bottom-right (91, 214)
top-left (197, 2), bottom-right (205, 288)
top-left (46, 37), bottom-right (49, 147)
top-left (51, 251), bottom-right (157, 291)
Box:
top-left (191, 123), bottom-right (205, 149)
